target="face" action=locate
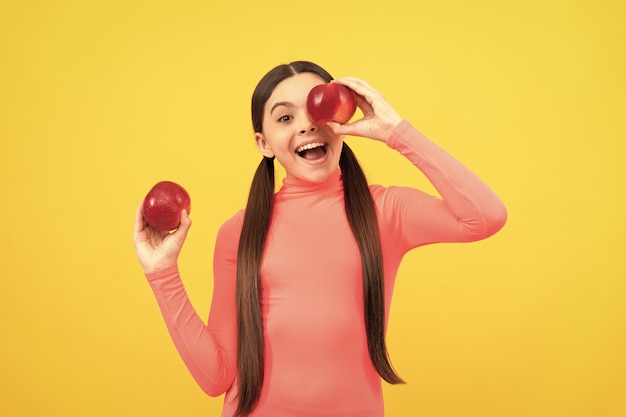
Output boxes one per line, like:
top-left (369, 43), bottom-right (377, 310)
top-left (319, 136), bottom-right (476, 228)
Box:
top-left (255, 72), bottom-right (343, 183)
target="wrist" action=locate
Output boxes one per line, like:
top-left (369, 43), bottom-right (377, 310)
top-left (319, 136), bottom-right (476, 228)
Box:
top-left (144, 263), bottom-right (179, 283)
top-left (143, 261), bottom-right (177, 275)
top-left (380, 116), bottom-right (404, 142)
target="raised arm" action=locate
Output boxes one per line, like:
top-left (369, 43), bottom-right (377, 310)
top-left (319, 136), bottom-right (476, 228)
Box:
top-left (329, 77), bottom-right (507, 248)
top-left (379, 121), bottom-right (507, 247)
top-left (133, 202), bottom-right (238, 396)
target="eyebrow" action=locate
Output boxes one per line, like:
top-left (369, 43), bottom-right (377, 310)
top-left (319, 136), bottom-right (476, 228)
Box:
top-left (270, 101), bottom-right (294, 115)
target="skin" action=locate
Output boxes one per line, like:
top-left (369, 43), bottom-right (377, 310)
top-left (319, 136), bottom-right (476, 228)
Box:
top-left (255, 72), bottom-right (343, 183)
top-left (134, 74), bottom-right (403, 273)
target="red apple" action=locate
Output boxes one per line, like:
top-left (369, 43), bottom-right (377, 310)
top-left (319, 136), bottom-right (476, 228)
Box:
top-left (142, 181), bottom-right (191, 232)
top-left (306, 83), bottom-right (357, 125)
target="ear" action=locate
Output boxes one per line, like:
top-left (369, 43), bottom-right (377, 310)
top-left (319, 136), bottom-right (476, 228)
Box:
top-left (255, 132), bottom-right (275, 158)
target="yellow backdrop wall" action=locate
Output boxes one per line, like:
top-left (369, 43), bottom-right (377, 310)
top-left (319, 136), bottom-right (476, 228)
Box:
top-left (1, 0), bottom-right (624, 416)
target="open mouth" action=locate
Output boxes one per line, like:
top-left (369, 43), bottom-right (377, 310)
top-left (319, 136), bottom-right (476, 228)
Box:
top-left (296, 142), bottom-right (328, 160)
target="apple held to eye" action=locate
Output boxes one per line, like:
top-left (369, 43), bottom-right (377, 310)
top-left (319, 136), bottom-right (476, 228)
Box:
top-left (142, 181), bottom-right (191, 232)
top-left (306, 83), bottom-right (357, 125)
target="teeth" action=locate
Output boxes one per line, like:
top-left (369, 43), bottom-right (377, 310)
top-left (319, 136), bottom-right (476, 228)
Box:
top-left (296, 142), bottom-right (325, 153)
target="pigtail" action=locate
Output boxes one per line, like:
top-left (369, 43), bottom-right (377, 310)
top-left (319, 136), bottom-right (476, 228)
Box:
top-left (235, 156), bottom-right (275, 417)
top-left (340, 143), bottom-right (404, 385)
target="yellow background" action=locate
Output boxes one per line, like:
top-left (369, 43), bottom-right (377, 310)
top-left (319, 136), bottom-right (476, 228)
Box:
top-left (1, 0), bottom-right (624, 416)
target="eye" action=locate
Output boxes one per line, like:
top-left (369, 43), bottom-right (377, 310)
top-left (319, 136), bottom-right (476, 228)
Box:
top-left (278, 114), bottom-right (293, 123)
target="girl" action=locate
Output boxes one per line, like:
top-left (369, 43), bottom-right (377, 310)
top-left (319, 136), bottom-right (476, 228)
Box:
top-left (133, 61), bottom-right (507, 417)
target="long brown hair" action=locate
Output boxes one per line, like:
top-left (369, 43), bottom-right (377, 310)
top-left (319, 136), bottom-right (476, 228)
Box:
top-left (235, 61), bottom-right (403, 417)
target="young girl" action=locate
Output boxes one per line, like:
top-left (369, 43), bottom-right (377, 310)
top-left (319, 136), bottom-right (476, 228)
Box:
top-left (133, 61), bottom-right (507, 417)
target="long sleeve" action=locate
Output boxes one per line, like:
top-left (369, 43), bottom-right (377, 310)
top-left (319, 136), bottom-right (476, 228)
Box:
top-left (144, 213), bottom-right (241, 397)
top-left (373, 120), bottom-right (507, 252)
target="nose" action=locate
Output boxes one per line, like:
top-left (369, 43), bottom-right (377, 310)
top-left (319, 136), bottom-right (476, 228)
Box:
top-left (299, 117), bottom-right (318, 135)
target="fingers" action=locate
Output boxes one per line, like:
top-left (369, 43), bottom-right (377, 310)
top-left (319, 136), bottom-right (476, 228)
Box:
top-left (327, 117), bottom-right (371, 138)
top-left (178, 209), bottom-right (192, 235)
top-left (333, 77), bottom-right (376, 92)
top-left (332, 77), bottom-right (387, 120)
top-left (354, 94), bottom-right (374, 118)
top-left (326, 120), bottom-right (349, 135)
top-left (333, 77), bottom-right (383, 106)
top-left (168, 209), bottom-right (192, 247)
top-left (133, 200), bottom-right (192, 273)
top-left (332, 76), bottom-right (403, 141)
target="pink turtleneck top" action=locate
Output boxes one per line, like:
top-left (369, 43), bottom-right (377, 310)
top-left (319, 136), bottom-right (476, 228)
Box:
top-left (145, 120), bottom-right (507, 416)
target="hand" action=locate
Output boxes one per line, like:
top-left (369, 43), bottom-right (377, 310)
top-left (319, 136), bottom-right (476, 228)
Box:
top-left (133, 200), bottom-right (192, 274)
top-left (327, 77), bottom-right (403, 143)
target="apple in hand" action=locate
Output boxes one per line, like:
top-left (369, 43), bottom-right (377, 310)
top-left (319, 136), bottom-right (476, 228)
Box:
top-left (142, 181), bottom-right (191, 232)
top-left (306, 83), bottom-right (357, 125)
